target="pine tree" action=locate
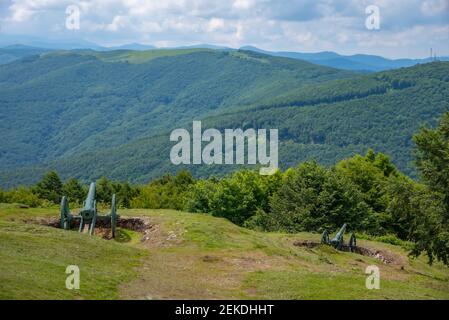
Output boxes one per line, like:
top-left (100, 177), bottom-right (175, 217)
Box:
top-left (33, 171), bottom-right (63, 204)
top-left (412, 111), bottom-right (449, 265)
top-left (62, 178), bottom-right (85, 205)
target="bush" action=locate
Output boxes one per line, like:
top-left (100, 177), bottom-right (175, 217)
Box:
top-left (357, 233), bottom-right (413, 250)
top-left (265, 161), bottom-right (373, 233)
top-left (186, 170), bottom-right (283, 226)
top-left (130, 171), bottom-right (194, 210)
top-left (335, 150), bottom-right (397, 214)
top-left (184, 179), bottom-right (217, 213)
top-left (243, 208), bottom-right (282, 231)
top-left (4, 187), bottom-right (42, 207)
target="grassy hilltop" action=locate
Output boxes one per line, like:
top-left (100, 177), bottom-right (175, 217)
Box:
top-left (1, 203), bottom-right (448, 300)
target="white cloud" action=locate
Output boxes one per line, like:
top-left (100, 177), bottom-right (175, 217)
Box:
top-left (1, 0), bottom-right (448, 58)
top-left (104, 15), bottom-right (128, 31)
top-left (421, 0), bottom-right (449, 16)
top-left (232, 0), bottom-right (255, 10)
top-left (206, 18), bottom-right (225, 32)
top-left (9, 6), bottom-right (33, 22)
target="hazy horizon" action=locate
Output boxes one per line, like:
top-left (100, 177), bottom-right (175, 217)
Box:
top-left (0, 0), bottom-right (448, 59)
top-left (1, 34), bottom-right (448, 61)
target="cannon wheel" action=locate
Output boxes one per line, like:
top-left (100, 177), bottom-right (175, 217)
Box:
top-left (349, 233), bottom-right (357, 252)
top-left (111, 194), bottom-right (117, 238)
top-left (60, 196), bottom-right (71, 230)
top-left (321, 230), bottom-right (330, 244)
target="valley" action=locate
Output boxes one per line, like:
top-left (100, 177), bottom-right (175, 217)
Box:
top-left (0, 48), bottom-right (448, 187)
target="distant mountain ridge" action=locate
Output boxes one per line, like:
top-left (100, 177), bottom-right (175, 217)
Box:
top-left (239, 45), bottom-right (449, 72)
top-left (106, 43), bottom-right (156, 51)
top-left (1, 34), bottom-right (447, 71)
top-left (0, 45), bottom-right (52, 65)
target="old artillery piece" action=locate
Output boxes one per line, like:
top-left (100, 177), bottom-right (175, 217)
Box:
top-left (59, 182), bottom-right (119, 238)
top-left (321, 223), bottom-right (357, 252)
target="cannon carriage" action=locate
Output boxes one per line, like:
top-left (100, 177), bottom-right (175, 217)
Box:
top-left (59, 182), bottom-right (118, 238)
top-left (321, 223), bottom-right (357, 252)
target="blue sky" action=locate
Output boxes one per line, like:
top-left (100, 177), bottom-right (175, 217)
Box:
top-left (0, 0), bottom-right (448, 58)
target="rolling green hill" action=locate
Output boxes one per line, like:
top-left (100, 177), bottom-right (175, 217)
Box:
top-left (1, 204), bottom-right (448, 300)
top-left (0, 45), bottom-right (51, 65)
top-left (0, 48), bottom-right (448, 187)
top-left (0, 49), bottom-right (352, 183)
top-left (203, 62), bottom-right (449, 174)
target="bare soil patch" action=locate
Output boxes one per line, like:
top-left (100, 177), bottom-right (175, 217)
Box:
top-left (293, 240), bottom-right (400, 264)
top-left (24, 216), bottom-right (152, 240)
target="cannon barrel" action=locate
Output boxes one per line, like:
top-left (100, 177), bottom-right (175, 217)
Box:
top-left (330, 223), bottom-right (347, 250)
top-left (83, 182), bottom-right (96, 211)
top-left (331, 223), bottom-right (347, 242)
top-left (59, 181), bottom-right (118, 238)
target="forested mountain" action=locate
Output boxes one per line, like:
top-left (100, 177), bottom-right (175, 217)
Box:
top-left (0, 45), bottom-right (51, 65)
top-left (203, 62), bottom-right (449, 174)
top-left (240, 45), bottom-right (449, 72)
top-left (0, 48), bottom-right (448, 188)
top-left (0, 48), bottom-right (353, 187)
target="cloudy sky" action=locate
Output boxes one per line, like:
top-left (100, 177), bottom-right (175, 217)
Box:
top-left (0, 0), bottom-right (448, 58)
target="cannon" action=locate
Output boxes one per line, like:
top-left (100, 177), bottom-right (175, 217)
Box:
top-left (321, 223), bottom-right (356, 252)
top-left (59, 182), bottom-right (118, 238)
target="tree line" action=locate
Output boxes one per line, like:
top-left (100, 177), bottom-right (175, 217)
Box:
top-left (1, 112), bottom-right (449, 266)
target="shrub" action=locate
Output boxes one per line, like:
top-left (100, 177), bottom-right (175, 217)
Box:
top-left (266, 161), bottom-right (373, 233)
top-left (4, 187), bottom-right (42, 207)
top-left (185, 170), bottom-right (283, 225)
top-left (131, 171), bottom-right (194, 210)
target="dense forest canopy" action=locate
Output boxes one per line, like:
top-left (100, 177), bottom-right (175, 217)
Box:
top-left (0, 49), bottom-right (448, 189)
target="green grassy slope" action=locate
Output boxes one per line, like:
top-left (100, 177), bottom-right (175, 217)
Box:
top-left (41, 48), bottom-right (214, 64)
top-left (1, 204), bottom-right (448, 300)
top-left (0, 221), bottom-right (145, 299)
